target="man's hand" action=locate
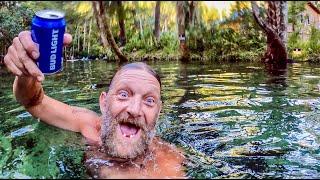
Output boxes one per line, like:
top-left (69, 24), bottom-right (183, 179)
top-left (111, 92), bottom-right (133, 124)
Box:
top-left (4, 31), bottom-right (102, 141)
top-left (4, 30), bottom-right (72, 82)
top-left (4, 30), bottom-right (72, 108)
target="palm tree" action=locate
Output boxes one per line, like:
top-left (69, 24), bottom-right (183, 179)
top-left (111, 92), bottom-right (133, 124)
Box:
top-left (251, 1), bottom-right (288, 64)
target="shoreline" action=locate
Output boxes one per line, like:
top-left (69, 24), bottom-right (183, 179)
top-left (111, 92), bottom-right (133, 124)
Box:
top-left (1, 51), bottom-right (320, 65)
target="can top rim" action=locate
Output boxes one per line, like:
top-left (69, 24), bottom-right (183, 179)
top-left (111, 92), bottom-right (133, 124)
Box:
top-left (35, 9), bottom-right (65, 19)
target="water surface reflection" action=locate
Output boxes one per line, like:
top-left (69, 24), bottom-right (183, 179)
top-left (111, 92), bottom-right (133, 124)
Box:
top-left (0, 60), bottom-right (320, 178)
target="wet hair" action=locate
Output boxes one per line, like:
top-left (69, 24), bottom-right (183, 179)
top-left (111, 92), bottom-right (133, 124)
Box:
top-left (108, 62), bottom-right (162, 90)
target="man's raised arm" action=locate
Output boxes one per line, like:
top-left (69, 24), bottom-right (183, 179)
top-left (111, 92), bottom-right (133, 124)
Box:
top-left (4, 31), bottom-right (101, 144)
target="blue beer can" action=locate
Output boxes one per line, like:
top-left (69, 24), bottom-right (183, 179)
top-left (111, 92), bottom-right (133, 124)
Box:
top-left (31, 10), bottom-right (66, 75)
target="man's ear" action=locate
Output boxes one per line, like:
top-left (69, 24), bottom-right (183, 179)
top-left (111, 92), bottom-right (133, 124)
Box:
top-left (99, 91), bottom-right (108, 114)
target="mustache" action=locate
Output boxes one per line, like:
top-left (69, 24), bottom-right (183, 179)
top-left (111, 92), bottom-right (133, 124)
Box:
top-left (117, 117), bottom-right (148, 132)
top-left (102, 109), bottom-right (149, 132)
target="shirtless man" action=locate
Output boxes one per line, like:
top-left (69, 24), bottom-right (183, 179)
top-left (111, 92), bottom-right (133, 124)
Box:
top-left (3, 31), bottom-right (185, 178)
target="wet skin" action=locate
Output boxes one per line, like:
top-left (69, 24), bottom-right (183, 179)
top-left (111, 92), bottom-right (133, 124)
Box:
top-left (85, 136), bottom-right (186, 179)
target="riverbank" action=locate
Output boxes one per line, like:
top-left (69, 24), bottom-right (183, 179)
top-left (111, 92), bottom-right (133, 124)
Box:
top-left (73, 50), bottom-right (320, 63)
top-left (1, 50), bottom-right (319, 66)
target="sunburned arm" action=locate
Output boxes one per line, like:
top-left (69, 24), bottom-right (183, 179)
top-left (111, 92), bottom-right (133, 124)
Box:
top-left (13, 76), bottom-right (101, 144)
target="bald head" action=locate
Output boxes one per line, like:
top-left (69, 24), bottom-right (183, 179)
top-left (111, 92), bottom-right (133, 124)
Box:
top-left (109, 62), bottom-right (161, 90)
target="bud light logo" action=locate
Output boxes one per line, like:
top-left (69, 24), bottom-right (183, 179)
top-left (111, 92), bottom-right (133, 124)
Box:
top-left (50, 29), bottom-right (59, 70)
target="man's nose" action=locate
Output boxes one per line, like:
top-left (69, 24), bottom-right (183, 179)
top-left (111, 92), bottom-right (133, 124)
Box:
top-left (127, 97), bottom-right (142, 118)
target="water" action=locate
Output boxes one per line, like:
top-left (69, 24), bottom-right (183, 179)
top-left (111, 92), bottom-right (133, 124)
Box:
top-left (0, 60), bottom-right (320, 178)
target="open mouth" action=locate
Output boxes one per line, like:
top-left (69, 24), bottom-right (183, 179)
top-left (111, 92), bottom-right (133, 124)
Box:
top-left (119, 122), bottom-right (141, 138)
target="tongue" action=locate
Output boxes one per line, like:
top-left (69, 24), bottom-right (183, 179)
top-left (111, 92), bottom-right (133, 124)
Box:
top-left (120, 123), bottom-right (139, 136)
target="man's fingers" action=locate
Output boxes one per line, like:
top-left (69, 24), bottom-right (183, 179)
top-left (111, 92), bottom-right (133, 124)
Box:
top-left (18, 31), bottom-right (39, 59)
top-left (8, 45), bottom-right (29, 75)
top-left (23, 60), bottom-right (44, 82)
top-left (3, 55), bottom-right (23, 76)
top-left (63, 33), bottom-right (72, 46)
top-left (13, 37), bottom-right (44, 81)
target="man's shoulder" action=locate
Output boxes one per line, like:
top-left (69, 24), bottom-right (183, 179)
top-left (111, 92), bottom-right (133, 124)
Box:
top-left (71, 106), bottom-right (100, 122)
top-left (149, 137), bottom-right (186, 178)
top-left (152, 136), bottom-right (185, 160)
top-left (71, 106), bottom-right (99, 116)
top-left (71, 106), bottom-right (102, 143)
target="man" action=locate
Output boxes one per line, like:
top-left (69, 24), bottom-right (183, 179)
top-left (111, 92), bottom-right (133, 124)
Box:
top-left (3, 31), bottom-right (185, 178)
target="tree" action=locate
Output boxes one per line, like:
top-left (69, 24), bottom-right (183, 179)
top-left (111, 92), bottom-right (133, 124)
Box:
top-left (116, 1), bottom-right (126, 46)
top-left (92, 2), bottom-right (108, 48)
top-left (0, 2), bottom-right (34, 59)
top-left (176, 1), bottom-right (189, 61)
top-left (185, 1), bottom-right (198, 29)
top-left (92, 1), bottom-right (128, 62)
top-left (154, 1), bottom-right (161, 42)
top-left (251, 1), bottom-right (288, 63)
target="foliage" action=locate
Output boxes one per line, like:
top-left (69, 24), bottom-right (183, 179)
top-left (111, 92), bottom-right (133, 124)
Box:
top-left (287, 26), bottom-right (320, 62)
top-left (306, 27), bottom-right (320, 62)
top-left (187, 1), bottom-right (265, 62)
top-left (123, 26), bottom-right (178, 58)
top-left (288, 1), bottom-right (306, 25)
top-left (198, 2), bottom-right (219, 24)
top-left (287, 1), bottom-right (320, 62)
top-left (0, 1), bottom-right (319, 62)
top-left (0, 2), bottom-right (34, 42)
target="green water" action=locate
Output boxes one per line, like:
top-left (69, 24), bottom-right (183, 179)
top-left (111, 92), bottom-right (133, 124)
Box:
top-left (0, 60), bottom-right (320, 178)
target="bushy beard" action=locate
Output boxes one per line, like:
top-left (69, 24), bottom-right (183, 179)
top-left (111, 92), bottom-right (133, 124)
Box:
top-left (100, 108), bottom-right (156, 160)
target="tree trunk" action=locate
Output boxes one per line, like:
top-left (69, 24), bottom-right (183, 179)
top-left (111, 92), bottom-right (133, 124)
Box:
top-left (189, 1), bottom-right (195, 27)
top-left (88, 18), bottom-right (92, 55)
top-left (77, 25), bottom-right (80, 54)
top-left (154, 1), bottom-right (161, 42)
top-left (132, 1), bottom-right (140, 32)
top-left (92, 1), bottom-right (108, 48)
top-left (251, 1), bottom-right (288, 63)
top-left (279, 1), bottom-right (288, 48)
top-left (164, 18), bottom-right (168, 32)
top-left (176, 1), bottom-right (189, 61)
top-left (71, 26), bottom-right (75, 59)
top-left (92, 1), bottom-right (128, 62)
top-left (185, 2), bottom-right (190, 30)
top-left (117, 1), bottom-right (126, 46)
top-left (184, 1), bottom-right (198, 29)
top-left (83, 20), bottom-right (87, 53)
top-left (189, 1), bottom-right (198, 27)
top-left (139, 18), bottom-right (143, 38)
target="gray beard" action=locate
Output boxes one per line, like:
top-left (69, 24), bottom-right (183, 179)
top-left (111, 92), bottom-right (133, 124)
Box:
top-left (100, 109), bottom-right (156, 160)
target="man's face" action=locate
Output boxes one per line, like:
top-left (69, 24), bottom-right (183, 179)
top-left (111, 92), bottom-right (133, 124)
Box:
top-left (99, 68), bottom-right (162, 159)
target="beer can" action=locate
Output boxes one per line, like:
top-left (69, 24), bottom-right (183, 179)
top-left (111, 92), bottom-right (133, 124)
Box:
top-left (31, 9), bottom-right (66, 75)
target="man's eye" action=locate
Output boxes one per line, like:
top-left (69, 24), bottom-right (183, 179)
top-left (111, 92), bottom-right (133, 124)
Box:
top-left (118, 91), bottom-right (128, 99)
top-left (145, 97), bottom-right (155, 106)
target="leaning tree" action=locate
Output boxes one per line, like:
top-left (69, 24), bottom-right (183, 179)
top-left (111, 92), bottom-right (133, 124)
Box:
top-left (92, 1), bottom-right (128, 62)
top-left (251, 1), bottom-right (288, 64)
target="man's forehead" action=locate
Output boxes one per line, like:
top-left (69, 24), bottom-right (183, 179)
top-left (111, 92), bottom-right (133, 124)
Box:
top-left (111, 68), bottom-right (161, 89)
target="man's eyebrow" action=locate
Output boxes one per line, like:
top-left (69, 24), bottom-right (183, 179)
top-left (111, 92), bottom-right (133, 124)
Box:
top-left (144, 89), bottom-right (161, 98)
top-left (110, 84), bottom-right (130, 93)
